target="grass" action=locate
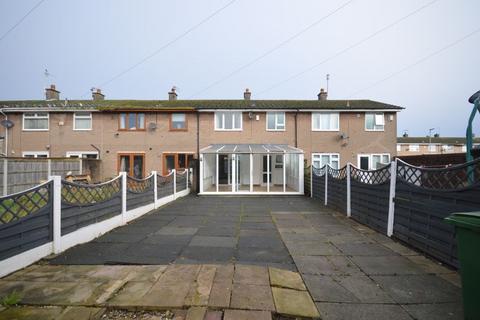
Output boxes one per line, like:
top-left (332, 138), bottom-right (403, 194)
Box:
top-left (1, 290), bottom-right (22, 307)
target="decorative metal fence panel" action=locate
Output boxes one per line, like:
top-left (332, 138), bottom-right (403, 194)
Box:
top-left (176, 170), bottom-right (187, 192)
top-left (157, 174), bottom-right (174, 199)
top-left (311, 166), bottom-right (325, 203)
top-left (350, 165), bottom-right (391, 234)
top-left (61, 177), bottom-right (122, 235)
top-left (127, 175), bottom-right (154, 211)
top-left (393, 159), bottom-right (480, 268)
top-left (0, 181), bottom-right (53, 260)
top-left (327, 166), bottom-right (347, 213)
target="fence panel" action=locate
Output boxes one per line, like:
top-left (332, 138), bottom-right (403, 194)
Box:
top-left (61, 177), bottom-right (122, 235)
top-left (176, 170), bottom-right (187, 192)
top-left (127, 175), bottom-right (154, 211)
top-left (393, 159), bottom-right (480, 268)
top-left (157, 173), bottom-right (174, 199)
top-left (350, 165), bottom-right (391, 234)
top-left (312, 166), bottom-right (325, 202)
top-left (328, 166), bottom-right (347, 213)
top-left (0, 181), bottom-right (53, 260)
top-left (304, 165), bottom-right (311, 197)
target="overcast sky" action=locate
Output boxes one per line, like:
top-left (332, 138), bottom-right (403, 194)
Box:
top-left (0, 0), bottom-right (479, 136)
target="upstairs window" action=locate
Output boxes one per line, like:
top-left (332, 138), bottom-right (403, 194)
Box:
top-left (312, 112), bottom-right (339, 131)
top-left (365, 113), bottom-right (384, 131)
top-left (73, 112), bottom-right (92, 130)
top-left (119, 113), bottom-right (145, 131)
top-left (23, 151), bottom-right (49, 158)
top-left (215, 112), bottom-right (242, 130)
top-left (170, 113), bottom-right (187, 130)
top-left (266, 112), bottom-right (285, 131)
top-left (23, 112), bottom-right (49, 131)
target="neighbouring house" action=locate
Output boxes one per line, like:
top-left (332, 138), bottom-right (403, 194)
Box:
top-left (397, 136), bottom-right (480, 156)
top-left (0, 85), bottom-right (402, 194)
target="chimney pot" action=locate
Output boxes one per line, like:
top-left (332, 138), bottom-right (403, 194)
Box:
top-left (92, 88), bottom-right (105, 101)
top-left (244, 88), bottom-right (251, 101)
top-left (317, 88), bottom-right (328, 101)
top-left (168, 87), bottom-right (177, 101)
top-left (45, 84), bottom-right (60, 100)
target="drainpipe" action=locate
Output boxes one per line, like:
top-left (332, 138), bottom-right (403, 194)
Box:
top-left (294, 109), bottom-right (298, 148)
top-left (196, 112), bottom-right (200, 194)
top-left (0, 109), bottom-right (8, 157)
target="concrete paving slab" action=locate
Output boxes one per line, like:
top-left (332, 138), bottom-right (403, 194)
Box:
top-left (294, 256), bottom-right (361, 275)
top-left (335, 242), bottom-right (398, 256)
top-left (0, 306), bottom-right (64, 320)
top-left (234, 265), bottom-right (270, 286)
top-left (185, 307), bottom-right (207, 320)
top-left (372, 274), bottom-right (462, 304)
top-left (189, 236), bottom-right (237, 248)
top-left (316, 302), bottom-right (413, 320)
top-left (302, 275), bottom-right (359, 303)
top-left (287, 241), bottom-right (342, 256)
top-left (57, 306), bottom-right (105, 320)
top-left (350, 255), bottom-right (426, 275)
top-left (402, 303), bottom-right (464, 320)
top-left (156, 227), bottom-right (198, 236)
top-left (185, 265), bottom-right (216, 306)
top-left (180, 247), bottom-right (235, 263)
top-left (204, 310), bottom-right (223, 320)
top-left (223, 309), bottom-right (272, 320)
top-left (330, 274), bottom-right (394, 303)
top-left (236, 248), bottom-right (293, 264)
top-left (269, 268), bottom-right (306, 290)
top-left (272, 287), bottom-right (319, 318)
top-left (159, 265), bottom-right (201, 286)
top-left (107, 281), bottom-right (155, 306)
top-left (230, 284), bottom-right (275, 311)
top-left (141, 283), bottom-right (192, 308)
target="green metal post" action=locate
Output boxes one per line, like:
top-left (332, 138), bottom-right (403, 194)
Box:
top-left (466, 93), bottom-right (480, 184)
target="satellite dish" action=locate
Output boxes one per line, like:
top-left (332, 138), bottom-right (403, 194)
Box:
top-left (468, 90), bottom-right (480, 104)
top-left (0, 119), bottom-right (14, 129)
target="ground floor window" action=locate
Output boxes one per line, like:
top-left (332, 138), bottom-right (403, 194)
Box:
top-left (163, 153), bottom-right (194, 175)
top-left (22, 151), bottom-right (49, 158)
top-left (118, 153), bottom-right (145, 178)
top-left (66, 151), bottom-right (99, 159)
top-left (358, 153), bottom-right (390, 170)
top-left (312, 153), bottom-right (339, 169)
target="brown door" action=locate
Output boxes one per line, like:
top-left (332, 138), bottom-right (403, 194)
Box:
top-left (118, 153), bottom-right (145, 178)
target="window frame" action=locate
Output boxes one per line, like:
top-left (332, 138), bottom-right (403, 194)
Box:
top-left (73, 112), bottom-right (93, 131)
top-left (169, 113), bottom-right (188, 131)
top-left (22, 112), bottom-right (49, 131)
top-left (117, 153), bottom-right (145, 178)
top-left (311, 112), bottom-right (340, 131)
top-left (311, 153), bottom-right (340, 169)
top-left (162, 152), bottom-right (194, 175)
top-left (66, 151), bottom-right (99, 159)
top-left (118, 112), bottom-right (146, 131)
top-left (266, 112), bottom-right (286, 131)
top-left (357, 153), bottom-right (390, 170)
top-left (365, 112), bottom-right (385, 131)
top-left (22, 151), bottom-right (49, 158)
top-left (214, 111), bottom-right (243, 131)
top-left (409, 144), bottom-right (420, 152)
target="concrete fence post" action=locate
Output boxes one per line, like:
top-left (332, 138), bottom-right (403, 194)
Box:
top-left (152, 171), bottom-right (157, 208)
top-left (52, 176), bottom-right (62, 254)
top-left (387, 160), bottom-right (397, 237)
top-left (310, 164), bottom-right (313, 198)
top-left (324, 165), bottom-right (328, 206)
top-left (346, 163), bottom-right (351, 217)
top-left (47, 159), bottom-right (51, 178)
top-left (121, 172), bottom-right (127, 224)
top-left (173, 169), bottom-right (177, 199)
top-left (3, 158), bottom-right (7, 196)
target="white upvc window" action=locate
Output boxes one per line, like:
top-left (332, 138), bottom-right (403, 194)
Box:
top-left (22, 151), bottom-right (49, 158)
top-left (396, 144), bottom-right (401, 152)
top-left (428, 144), bottom-right (437, 152)
top-left (66, 151), bottom-right (99, 159)
top-left (266, 112), bottom-right (285, 131)
top-left (409, 144), bottom-right (419, 152)
top-left (214, 111), bottom-right (242, 131)
top-left (73, 112), bottom-right (92, 130)
top-left (365, 112), bottom-right (384, 131)
top-left (312, 153), bottom-right (340, 169)
top-left (442, 145), bottom-right (454, 152)
top-left (312, 112), bottom-right (339, 131)
top-left (358, 153), bottom-right (390, 170)
top-left (23, 112), bottom-right (49, 131)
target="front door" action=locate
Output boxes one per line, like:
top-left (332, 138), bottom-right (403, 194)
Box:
top-left (359, 155), bottom-right (369, 170)
top-left (218, 154), bottom-right (230, 184)
top-left (262, 155), bottom-right (272, 184)
top-left (118, 153), bottom-right (145, 178)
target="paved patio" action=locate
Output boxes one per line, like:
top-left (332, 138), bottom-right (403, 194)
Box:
top-left (0, 195), bottom-right (464, 319)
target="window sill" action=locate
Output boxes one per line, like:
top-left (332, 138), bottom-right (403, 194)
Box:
top-left (73, 128), bottom-right (92, 131)
top-left (365, 129), bottom-right (385, 132)
top-left (118, 129), bottom-right (147, 132)
top-left (169, 129), bottom-right (188, 132)
top-left (214, 129), bottom-right (243, 132)
top-left (311, 129), bottom-right (340, 132)
top-left (266, 129), bottom-right (286, 132)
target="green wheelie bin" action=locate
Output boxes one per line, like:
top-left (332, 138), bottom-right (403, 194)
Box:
top-left (445, 211), bottom-right (480, 320)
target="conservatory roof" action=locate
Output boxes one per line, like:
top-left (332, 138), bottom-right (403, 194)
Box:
top-left (200, 144), bottom-right (304, 154)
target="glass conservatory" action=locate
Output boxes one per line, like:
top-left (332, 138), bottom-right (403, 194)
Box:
top-left (199, 144), bottom-right (304, 195)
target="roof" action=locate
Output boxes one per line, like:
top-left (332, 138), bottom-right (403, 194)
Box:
top-left (397, 137), bottom-right (480, 144)
top-left (0, 99), bottom-right (402, 112)
top-left (200, 144), bottom-right (304, 154)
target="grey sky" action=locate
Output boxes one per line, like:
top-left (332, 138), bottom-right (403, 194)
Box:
top-left (0, 0), bottom-right (479, 136)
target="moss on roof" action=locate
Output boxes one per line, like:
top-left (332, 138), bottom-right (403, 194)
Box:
top-left (0, 99), bottom-right (402, 111)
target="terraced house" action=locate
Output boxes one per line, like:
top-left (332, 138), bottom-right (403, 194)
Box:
top-left (0, 85), bottom-right (402, 195)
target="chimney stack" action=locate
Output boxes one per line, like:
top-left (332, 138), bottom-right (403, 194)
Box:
top-left (45, 84), bottom-right (60, 100)
top-left (244, 88), bottom-right (251, 101)
top-left (168, 87), bottom-right (177, 101)
top-left (317, 88), bottom-right (328, 101)
top-left (92, 88), bottom-right (105, 101)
